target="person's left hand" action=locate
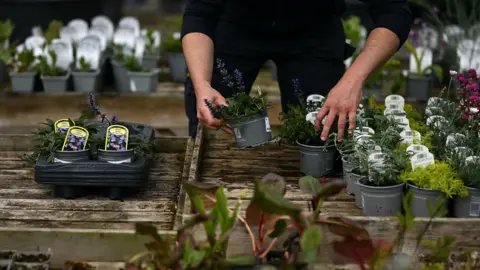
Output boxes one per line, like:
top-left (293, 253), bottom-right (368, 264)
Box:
top-left (315, 79), bottom-right (363, 142)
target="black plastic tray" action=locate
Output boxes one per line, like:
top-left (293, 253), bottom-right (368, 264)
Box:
top-left (34, 121), bottom-right (155, 200)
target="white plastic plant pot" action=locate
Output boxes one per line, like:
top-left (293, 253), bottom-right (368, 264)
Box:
top-left (406, 144), bottom-right (430, 155)
top-left (353, 127), bottom-right (375, 138)
top-left (393, 116), bottom-right (410, 130)
top-left (229, 112), bottom-right (272, 148)
top-left (410, 152), bottom-right (435, 170)
top-left (385, 94), bottom-right (405, 108)
top-left (400, 130), bottom-right (421, 145)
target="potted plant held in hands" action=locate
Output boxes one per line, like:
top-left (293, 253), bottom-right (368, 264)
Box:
top-left (404, 40), bottom-right (443, 101)
top-left (7, 47), bottom-right (37, 92)
top-left (36, 50), bottom-right (70, 92)
top-left (124, 55), bottom-right (160, 92)
top-left (205, 60), bottom-right (272, 148)
top-left (163, 32), bottom-right (187, 82)
top-left (72, 56), bottom-right (101, 92)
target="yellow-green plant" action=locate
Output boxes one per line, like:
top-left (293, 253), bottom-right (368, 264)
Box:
top-left (0, 20), bottom-right (14, 46)
top-left (43, 20), bottom-right (63, 45)
top-left (399, 161), bottom-right (468, 198)
top-left (404, 40), bottom-right (443, 82)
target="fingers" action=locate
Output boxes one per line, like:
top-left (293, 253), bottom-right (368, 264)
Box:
top-left (321, 109), bottom-right (337, 141)
top-left (348, 110), bottom-right (357, 132)
top-left (315, 106), bottom-right (329, 131)
top-left (220, 126), bottom-right (233, 134)
top-left (197, 108), bottom-right (222, 130)
top-left (336, 113), bottom-right (347, 141)
top-left (214, 93), bottom-right (228, 107)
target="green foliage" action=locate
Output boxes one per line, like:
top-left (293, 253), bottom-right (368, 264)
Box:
top-left (368, 147), bottom-right (409, 187)
top-left (219, 91), bottom-right (268, 121)
top-left (43, 20), bottom-right (63, 45)
top-left (404, 40), bottom-right (443, 82)
top-left (112, 44), bottom-right (126, 63)
top-left (342, 16), bottom-right (362, 48)
top-left (364, 59), bottom-right (401, 89)
top-left (399, 161), bottom-right (468, 198)
top-left (78, 57), bottom-right (93, 72)
top-left (144, 28), bottom-right (160, 55)
top-left (13, 48), bottom-right (36, 73)
top-left (0, 20), bottom-right (14, 44)
top-left (162, 37), bottom-right (182, 53)
top-left (35, 50), bottom-right (67, 77)
top-left (422, 235), bottom-right (456, 263)
top-left (123, 55), bottom-right (149, 72)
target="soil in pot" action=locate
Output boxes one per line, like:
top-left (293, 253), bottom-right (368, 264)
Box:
top-left (341, 155), bottom-right (355, 194)
top-left (111, 60), bottom-right (130, 92)
top-left (54, 150), bottom-right (91, 163)
top-left (128, 69), bottom-right (160, 92)
top-left (228, 112), bottom-right (272, 148)
top-left (9, 72), bottom-right (36, 92)
top-left (297, 142), bottom-right (336, 177)
top-left (453, 186), bottom-right (480, 218)
top-left (41, 72), bottom-right (70, 93)
top-left (358, 178), bottom-right (404, 216)
top-left (97, 149), bottom-right (135, 164)
top-left (72, 70), bottom-right (101, 92)
top-left (408, 183), bottom-right (448, 217)
top-left (142, 55), bottom-right (160, 70)
top-left (167, 53), bottom-right (187, 82)
top-left (406, 75), bottom-right (431, 101)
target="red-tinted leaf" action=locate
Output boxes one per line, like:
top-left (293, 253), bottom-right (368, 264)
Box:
top-left (332, 236), bottom-right (375, 265)
top-left (316, 180), bottom-right (347, 199)
top-left (317, 217), bottom-right (370, 240)
top-left (245, 201), bottom-right (284, 229)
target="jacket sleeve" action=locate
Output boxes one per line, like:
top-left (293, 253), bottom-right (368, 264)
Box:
top-left (359, 0), bottom-right (413, 49)
top-left (181, 0), bottom-right (226, 41)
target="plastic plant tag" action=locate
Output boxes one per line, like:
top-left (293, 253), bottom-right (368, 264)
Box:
top-left (446, 133), bottom-right (466, 148)
top-left (141, 29), bottom-right (161, 47)
top-left (427, 97), bottom-right (444, 108)
top-left (305, 111), bottom-right (317, 125)
top-left (54, 119), bottom-right (74, 134)
top-left (394, 116), bottom-right (410, 130)
top-left (173, 32), bottom-right (181, 40)
top-left (91, 15), bottom-right (114, 40)
top-left (76, 35), bottom-right (102, 70)
top-left (454, 147), bottom-right (473, 160)
top-left (418, 27), bottom-right (439, 49)
top-left (409, 47), bottom-right (433, 74)
top-left (400, 130), bottom-right (421, 144)
top-left (31, 26), bottom-right (43, 36)
top-left (25, 36), bottom-right (46, 49)
top-left (406, 144), bottom-right (429, 155)
top-left (134, 37), bottom-right (146, 61)
top-left (443, 25), bottom-right (464, 42)
top-left (411, 152), bottom-right (435, 170)
top-left (354, 134), bottom-right (375, 152)
top-left (465, 156), bottom-right (480, 166)
top-left (88, 28), bottom-right (108, 51)
top-left (119, 16), bottom-right (141, 37)
top-left (105, 125), bottom-right (129, 151)
top-left (306, 94), bottom-right (325, 105)
top-left (368, 152), bottom-right (386, 174)
top-left (353, 126), bottom-right (375, 138)
top-left (265, 117), bottom-right (271, 132)
top-left (425, 106), bottom-right (443, 117)
top-left (49, 40), bottom-right (72, 70)
top-left (426, 115), bottom-right (446, 127)
top-left (384, 108), bottom-right (406, 116)
top-left (59, 26), bottom-right (77, 44)
top-left (62, 127), bottom-right (89, 151)
top-left (68, 19), bottom-right (89, 42)
top-left (385, 94), bottom-right (405, 108)
top-left (113, 27), bottom-right (136, 48)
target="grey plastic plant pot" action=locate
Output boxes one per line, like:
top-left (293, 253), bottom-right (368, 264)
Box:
top-left (408, 183), bottom-right (448, 217)
top-left (142, 55), bottom-right (160, 70)
top-left (358, 179), bottom-right (404, 217)
top-left (406, 75), bottom-right (431, 101)
top-left (128, 69), bottom-right (160, 92)
top-left (9, 72), bottom-right (36, 92)
top-left (341, 155), bottom-right (355, 194)
top-left (112, 60), bottom-right (130, 92)
top-left (167, 52), bottom-right (187, 82)
top-left (348, 173), bottom-right (366, 208)
top-left (54, 150), bottom-right (91, 163)
top-left (72, 69), bottom-right (101, 92)
top-left (41, 72), bottom-right (70, 93)
top-left (297, 142), bottom-right (336, 177)
top-left (453, 187), bottom-right (480, 218)
top-left (229, 113), bottom-right (272, 149)
top-left (97, 149), bottom-right (135, 164)
top-left (0, 60), bottom-right (6, 84)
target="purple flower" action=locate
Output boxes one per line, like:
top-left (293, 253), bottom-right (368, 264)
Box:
top-left (88, 93), bottom-right (100, 116)
top-left (462, 114), bottom-right (470, 120)
top-left (111, 115), bottom-right (118, 124)
top-left (292, 78), bottom-right (303, 98)
top-left (468, 69), bottom-right (477, 79)
top-left (467, 83), bottom-right (479, 91)
top-left (457, 73), bottom-right (466, 84)
top-left (215, 58), bottom-right (247, 93)
top-left (432, 6), bottom-right (439, 13)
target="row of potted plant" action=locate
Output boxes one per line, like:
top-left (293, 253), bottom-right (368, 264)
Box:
top-left (0, 249), bottom-right (51, 270)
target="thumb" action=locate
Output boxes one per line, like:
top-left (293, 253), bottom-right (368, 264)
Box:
top-left (213, 93), bottom-right (228, 106)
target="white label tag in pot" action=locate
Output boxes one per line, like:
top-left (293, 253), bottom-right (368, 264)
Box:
top-left (385, 103), bottom-right (403, 111)
top-left (234, 128), bottom-right (242, 139)
top-left (130, 79), bottom-right (137, 92)
top-left (306, 94), bottom-right (325, 105)
top-left (354, 134), bottom-right (375, 152)
top-left (91, 15), bottom-right (114, 40)
top-left (411, 152), bottom-right (435, 170)
top-left (465, 156), bottom-right (480, 166)
top-left (88, 29), bottom-right (108, 51)
top-left (409, 47), bottom-right (433, 74)
top-left (68, 19), bottom-right (89, 35)
top-left (443, 25), bottom-right (464, 42)
top-left (48, 41), bottom-right (71, 70)
top-left (60, 26), bottom-right (77, 44)
top-left (119, 16), bottom-right (141, 37)
top-left (134, 37), bottom-right (146, 61)
top-left (173, 32), bottom-right (181, 40)
top-left (25, 36), bottom-right (46, 49)
top-left (385, 94), bottom-right (405, 108)
top-left (76, 35), bottom-right (102, 70)
top-left (141, 29), bottom-right (161, 47)
top-left (305, 111), bottom-right (317, 125)
top-left (113, 27), bottom-right (136, 48)
top-left (446, 133), bottom-right (466, 148)
top-left (353, 127), bottom-right (375, 138)
top-left (52, 38), bottom-right (74, 66)
top-left (418, 27), bottom-right (439, 49)
top-left (400, 130), bottom-right (421, 144)
top-left (427, 97), bottom-right (445, 108)
top-left (394, 116), bottom-right (410, 130)
top-left (454, 147), bottom-right (473, 159)
top-left (384, 108), bottom-right (406, 116)
top-left (426, 115), bottom-right (446, 126)
top-left (265, 117), bottom-right (271, 132)
top-left (406, 144), bottom-right (429, 154)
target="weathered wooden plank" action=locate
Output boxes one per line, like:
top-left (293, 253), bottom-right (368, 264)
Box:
top-left (0, 228), bottom-right (176, 268)
top-left (0, 220), bottom-right (169, 230)
top-left (173, 138), bottom-right (195, 230)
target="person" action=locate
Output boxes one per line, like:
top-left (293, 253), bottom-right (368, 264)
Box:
top-left (181, 0), bottom-right (412, 139)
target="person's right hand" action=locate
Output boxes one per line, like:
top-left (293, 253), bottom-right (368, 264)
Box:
top-left (196, 86), bottom-right (232, 133)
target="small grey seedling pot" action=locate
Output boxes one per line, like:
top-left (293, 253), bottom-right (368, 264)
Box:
top-left (128, 69), bottom-right (160, 92)
top-left (453, 186), bottom-right (480, 218)
top-left (98, 149), bottom-right (135, 164)
top-left (341, 155), bottom-right (356, 194)
top-left (406, 75), bottom-right (431, 101)
top-left (9, 72), bottom-right (36, 92)
top-left (408, 183), bottom-right (448, 217)
top-left (167, 53), bottom-right (187, 82)
top-left (112, 60), bottom-right (130, 92)
top-left (142, 55), bottom-right (160, 70)
top-left (297, 142), bottom-right (336, 177)
top-left (72, 69), bottom-right (101, 92)
top-left (229, 112), bottom-right (272, 149)
top-left (41, 72), bottom-right (70, 93)
top-left (348, 173), bottom-right (366, 208)
top-left (358, 178), bottom-right (404, 217)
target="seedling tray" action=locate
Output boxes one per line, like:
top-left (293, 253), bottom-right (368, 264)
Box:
top-left (34, 121), bottom-right (155, 200)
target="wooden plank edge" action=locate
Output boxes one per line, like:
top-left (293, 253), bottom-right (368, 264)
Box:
top-left (173, 137), bottom-right (195, 230)
top-left (0, 227), bottom-right (175, 268)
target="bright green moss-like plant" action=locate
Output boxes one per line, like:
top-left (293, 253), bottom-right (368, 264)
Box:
top-left (399, 161), bottom-right (468, 198)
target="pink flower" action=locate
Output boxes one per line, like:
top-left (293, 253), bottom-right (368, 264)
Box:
top-left (462, 114), bottom-right (470, 120)
top-left (457, 73), bottom-right (466, 83)
top-left (467, 83), bottom-right (479, 91)
top-left (470, 95), bottom-right (479, 103)
top-left (432, 6), bottom-right (439, 13)
top-left (468, 69), bottom-right (478, 79)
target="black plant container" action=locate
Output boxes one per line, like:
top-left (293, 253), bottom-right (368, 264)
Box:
top-left (11, 251), bottom-right (51, 270)
top-left (97, 149), bottom-right (135, 163)
top-left (54, 149), bottom-right (91, 163)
